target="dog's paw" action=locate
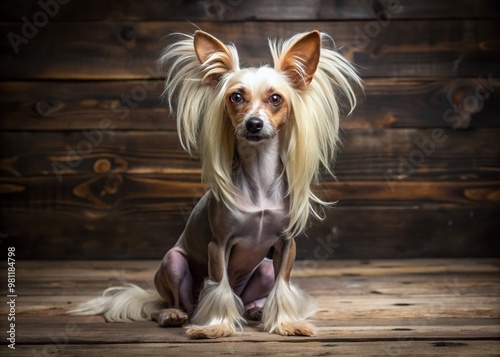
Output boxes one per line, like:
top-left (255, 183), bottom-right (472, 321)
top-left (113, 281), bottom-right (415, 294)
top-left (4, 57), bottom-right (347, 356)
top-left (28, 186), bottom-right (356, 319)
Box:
top-left (186, 324), bottom-right (234, 339)
top-left (156, 308), bottom-right (189, 327)
top-left (244, 297), bottom-right (266, 321)
top-left (245, 309), bottom-right (263, 321)
top-left (276, 321), bottom-right (317, 337)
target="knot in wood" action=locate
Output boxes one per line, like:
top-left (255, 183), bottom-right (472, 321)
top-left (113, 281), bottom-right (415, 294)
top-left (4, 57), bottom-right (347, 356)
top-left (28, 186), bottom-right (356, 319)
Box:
top-left (446, 79), bottom-right (484, 128)
top-left (93, 158), bottom-right (111, 174)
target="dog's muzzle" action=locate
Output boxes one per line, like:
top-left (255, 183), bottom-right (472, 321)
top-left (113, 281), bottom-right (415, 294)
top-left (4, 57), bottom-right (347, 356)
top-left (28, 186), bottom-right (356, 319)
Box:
top-left (244, 117), bottom-right (273, 141)
top-left (244, 117), bottom-right (266, 141)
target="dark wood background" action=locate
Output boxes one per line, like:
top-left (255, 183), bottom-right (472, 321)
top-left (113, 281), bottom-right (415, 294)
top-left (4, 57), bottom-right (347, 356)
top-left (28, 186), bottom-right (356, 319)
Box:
top-left (0, 0), bottom-right (499, 260)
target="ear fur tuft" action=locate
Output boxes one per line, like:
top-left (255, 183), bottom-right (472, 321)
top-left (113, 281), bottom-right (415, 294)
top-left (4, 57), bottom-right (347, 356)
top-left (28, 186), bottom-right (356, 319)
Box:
top-left (274, 30), bottom-right (321, 89)
top-left (194, 30), bottom-right (239, 86)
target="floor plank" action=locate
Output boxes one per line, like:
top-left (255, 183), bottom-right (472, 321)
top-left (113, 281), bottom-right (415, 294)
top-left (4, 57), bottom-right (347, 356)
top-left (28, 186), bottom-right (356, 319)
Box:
top-left (1, 259), bottom-right (499, 356)
top-left (13, 341), bottom-right (500, 357)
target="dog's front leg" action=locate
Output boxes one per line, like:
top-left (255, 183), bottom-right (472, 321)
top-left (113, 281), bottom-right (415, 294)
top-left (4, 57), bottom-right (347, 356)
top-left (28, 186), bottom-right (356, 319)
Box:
top-left (185, 241), bottom-right (245, 339)
top-left (261, 238), bottom-right (317, 336)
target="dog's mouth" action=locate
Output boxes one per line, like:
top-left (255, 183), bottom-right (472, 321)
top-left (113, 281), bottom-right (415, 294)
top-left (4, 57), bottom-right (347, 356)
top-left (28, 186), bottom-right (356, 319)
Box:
top-left (245, 135), bottom-right (263, 142)
top-left (243, 133), bottom-right (277, 142)
top-left (236, 125), bottom-right (276, 143)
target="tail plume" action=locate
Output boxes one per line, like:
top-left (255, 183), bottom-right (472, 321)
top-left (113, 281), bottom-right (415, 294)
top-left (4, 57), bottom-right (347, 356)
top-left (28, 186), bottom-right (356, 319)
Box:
top-left (68, 284), bottom-right (166, 322)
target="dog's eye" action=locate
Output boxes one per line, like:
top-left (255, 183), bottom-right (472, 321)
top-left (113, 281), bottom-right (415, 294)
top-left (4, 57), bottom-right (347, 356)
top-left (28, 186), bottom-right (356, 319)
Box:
top-left (229, 92), bottom-right (243, 104)
top-left (268, 94), bottom-right (283, 106)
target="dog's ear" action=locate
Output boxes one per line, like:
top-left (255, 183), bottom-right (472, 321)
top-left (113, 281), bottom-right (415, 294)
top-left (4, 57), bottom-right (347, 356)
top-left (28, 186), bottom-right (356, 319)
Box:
top-left (275, 30), bottom-right (321, 90)
top-left (194, 31), bottom-right (238, 86)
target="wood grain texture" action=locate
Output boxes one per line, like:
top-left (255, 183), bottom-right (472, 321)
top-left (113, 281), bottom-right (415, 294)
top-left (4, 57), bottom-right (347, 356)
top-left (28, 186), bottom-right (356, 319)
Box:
top-left (2, 174), bottom-right (499, 211)
top-left (1, 126), bottom-right (498, 259)
top-left (2, 0), bottom-right (499, 21)
top-left (14, 269), bottom-right (500, 297)
top-left (12, 341), bottom-right (500, 357)
top-left (0, 1), bottom-right (499, 262)
top-left (1, 20), bottom-right (499, 79)
top-left (10, 318), bottom-right (500, 342)
top-left (1, 206), bottom-right (498, 259)
top-left (0, 80), bottom-right (171, 130)
top-left (1, 78), bottom-right (499, 130)
top-left (0, 259), bottom-right (498, 356)
top-left (1, 129), bottom-right (499, 181)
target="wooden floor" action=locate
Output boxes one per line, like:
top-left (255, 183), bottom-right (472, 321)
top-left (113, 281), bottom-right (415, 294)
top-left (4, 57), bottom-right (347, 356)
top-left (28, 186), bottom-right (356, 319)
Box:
top-left (2, 259), bottom-right (499, 356)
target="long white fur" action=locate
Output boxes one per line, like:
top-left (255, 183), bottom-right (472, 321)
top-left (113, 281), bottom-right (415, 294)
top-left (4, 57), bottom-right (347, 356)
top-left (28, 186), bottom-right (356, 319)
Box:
top-left (68, 284), bottom-right (165, 322)
top-left (189, 275), bottom-right (246, 333)
top-left (70, 31), bottom-right (360, 337)
top-left (261, 278), bottom-right (317, 334)
top-left (158, 32), bottom-right (362, 237)
top-left (270, 32), bottom-right (362, 237)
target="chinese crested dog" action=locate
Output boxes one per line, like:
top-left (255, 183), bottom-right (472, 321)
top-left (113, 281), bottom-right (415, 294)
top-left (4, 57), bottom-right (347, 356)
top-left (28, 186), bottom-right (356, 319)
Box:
top-left (70, 30), bottom-right (361, 339)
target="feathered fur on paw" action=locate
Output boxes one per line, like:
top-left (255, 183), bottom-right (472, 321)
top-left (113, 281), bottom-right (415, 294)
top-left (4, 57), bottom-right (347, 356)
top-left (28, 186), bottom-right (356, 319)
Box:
top-left (185, 324), bottom-right (234, 339)
top-left (276, 321), bottom-right (317, 336)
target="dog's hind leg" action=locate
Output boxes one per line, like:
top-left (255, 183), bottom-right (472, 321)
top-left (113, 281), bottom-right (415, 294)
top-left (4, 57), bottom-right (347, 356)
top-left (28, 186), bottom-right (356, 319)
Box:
top-left (153, 247), bottom-right (194, 327)
top-left (240, 258), bottom-right (275, 321)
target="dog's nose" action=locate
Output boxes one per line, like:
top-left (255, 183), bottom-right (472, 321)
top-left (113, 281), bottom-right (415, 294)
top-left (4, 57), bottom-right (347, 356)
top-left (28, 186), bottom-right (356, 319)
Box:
top-left (246, 117), bottom-right (263, 134)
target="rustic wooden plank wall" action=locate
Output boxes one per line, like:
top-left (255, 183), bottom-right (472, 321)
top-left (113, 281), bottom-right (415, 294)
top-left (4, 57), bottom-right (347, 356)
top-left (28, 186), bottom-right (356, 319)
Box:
top-left (0, 0), bottom-right (499, 259)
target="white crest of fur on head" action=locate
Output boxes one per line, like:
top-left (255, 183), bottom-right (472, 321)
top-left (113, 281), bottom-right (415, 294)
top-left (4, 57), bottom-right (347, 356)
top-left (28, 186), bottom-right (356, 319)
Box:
top-left (270, 31), bottom-right (362, 237)
top-left (159, 31), bottom-right (362, 236)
